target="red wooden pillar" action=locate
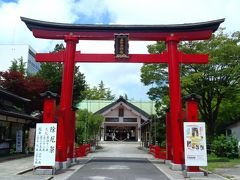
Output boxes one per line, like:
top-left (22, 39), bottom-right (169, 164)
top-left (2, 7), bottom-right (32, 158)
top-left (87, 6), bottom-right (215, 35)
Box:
top-left (40, 91), bottom-right (59, 123)
top-left (56, 36), bottom-right (79, 166)
top-left (183, 93), bottom-right (202, 172)
top-left (165, 108), bottom-right (173, 161)
top-left (67, 106), bottom-right (78, 161)
top-left (166, 35), bottom-right (184, 167)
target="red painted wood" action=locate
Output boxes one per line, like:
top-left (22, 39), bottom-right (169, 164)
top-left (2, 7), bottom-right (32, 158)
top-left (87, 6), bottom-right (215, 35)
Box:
top-left (36, 52), bottom-right (208, 64)
top-left (32, 29), bottom-right (213, 41)
top-left (166, 111), bottom-right (173, 161)
top-left (42, 98), bottom-right (56, 123)
top-left (67, 110), bottom-right (75, 159)
top-left (56, 36), bottom-right (78, 163)
top-left (20, 17), bottom-right (223, 167)
top-left (166, 36), bottom-right (184, 165)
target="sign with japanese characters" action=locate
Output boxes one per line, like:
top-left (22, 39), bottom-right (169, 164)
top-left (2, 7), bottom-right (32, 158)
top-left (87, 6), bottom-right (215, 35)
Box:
top-left (114, 34), bottom-right (129, 59)
top-left (16, 129), bottom-right (23, 152)
top-left (34, 123), bottom-right (57, 167)
top-left (184, 122), bottom-right (207, 166)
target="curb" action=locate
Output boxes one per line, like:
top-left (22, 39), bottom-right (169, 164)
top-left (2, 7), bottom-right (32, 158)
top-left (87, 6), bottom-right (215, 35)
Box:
top-left (46, 176), bottom-right (54, 180)
top-left (16, 168), bottom-right (33, 175)
top-left (200, 168), bottom-right (229, 180)
top-left (0, 154), bottom-right (33, 163)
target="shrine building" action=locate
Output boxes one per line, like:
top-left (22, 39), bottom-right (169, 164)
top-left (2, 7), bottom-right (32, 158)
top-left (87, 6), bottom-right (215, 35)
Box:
top-left (78, 97), bottom-right (156, 143)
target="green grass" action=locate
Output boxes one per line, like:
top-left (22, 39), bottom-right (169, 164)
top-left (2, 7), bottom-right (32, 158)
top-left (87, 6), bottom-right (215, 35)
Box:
top-left (202, 154), bottom-right (240, 172)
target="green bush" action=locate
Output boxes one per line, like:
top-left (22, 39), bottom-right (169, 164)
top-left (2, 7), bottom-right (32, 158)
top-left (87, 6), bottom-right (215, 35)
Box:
top-left (211, 134), bottom-right (239, 159)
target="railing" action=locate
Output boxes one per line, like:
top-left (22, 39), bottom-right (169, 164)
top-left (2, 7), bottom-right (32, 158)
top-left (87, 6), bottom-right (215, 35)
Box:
top-left (75, 144), bottom-right (91, 157)
top-left (149, 144), bottom-right (166, 160)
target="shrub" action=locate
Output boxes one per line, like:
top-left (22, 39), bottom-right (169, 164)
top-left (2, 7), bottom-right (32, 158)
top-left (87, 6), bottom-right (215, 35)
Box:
top-left (211, 134), bottom-right (239, 159)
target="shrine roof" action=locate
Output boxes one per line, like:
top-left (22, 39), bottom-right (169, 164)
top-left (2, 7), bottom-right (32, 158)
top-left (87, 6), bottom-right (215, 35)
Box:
top-left (21, 17), bottom-right (224, 41)
top-left (0, 109), bottom-right (39, 121)
top-left (0, 88), bottom-right (30, 103)
top-left (95, 97), bottom-right (150, 118)
top-left (77, 98), bottom-right (156, 115)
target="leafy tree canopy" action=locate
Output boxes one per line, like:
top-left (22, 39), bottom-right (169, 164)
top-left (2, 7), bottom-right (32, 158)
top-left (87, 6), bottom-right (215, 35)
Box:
top-left (75, 109), bottom-right (104, 145)
top-left (0, 60), bottom-right (48, 112)
top-left (141, 29), bottom-right (240, 138)
top-left (9, 57), bottom-right (26, 74)
top-left (36, 43), bottom-right (87, 105)
top-left (82, 80), bottom-right (115, 100)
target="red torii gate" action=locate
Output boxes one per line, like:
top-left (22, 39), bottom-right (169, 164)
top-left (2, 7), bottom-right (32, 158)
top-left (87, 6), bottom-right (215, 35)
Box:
top-left (21, 17), bottom-right (223, 170)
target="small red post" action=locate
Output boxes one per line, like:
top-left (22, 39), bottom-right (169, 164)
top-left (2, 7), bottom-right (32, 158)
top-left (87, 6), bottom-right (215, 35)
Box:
top-left (183, 93), bottom-right (202, 172)
top-left (40, 91), bottom-right (59, 123)
top-left (165, 108), bottom-right (173, 161)
top-left (166, 35), bottom-right (184, 167)
top-left (155, 146), bottom-right (161, 159)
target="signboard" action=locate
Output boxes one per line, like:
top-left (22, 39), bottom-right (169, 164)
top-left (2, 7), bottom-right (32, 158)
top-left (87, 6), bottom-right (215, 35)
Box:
top-left (34, 123), bottom-right (57, 167)
top-left (28, 128), bottom-right (36, 148)
top-left (0, 142), bottom-right (10, 149)
top-left (184, 122), bottom-right (207, 166)
top-left (114, 34), bottom-right (129, 58)
top-left (16, 129), bottom-right (23, 152)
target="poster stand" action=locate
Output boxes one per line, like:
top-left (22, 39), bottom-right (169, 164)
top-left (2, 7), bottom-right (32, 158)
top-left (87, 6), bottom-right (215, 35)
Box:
top-left (34, 166), bottom-right (55, 175)
top-left (33, 123), bottom-right (57, 175)
top-left (183, 122), bottom-right (207, 177)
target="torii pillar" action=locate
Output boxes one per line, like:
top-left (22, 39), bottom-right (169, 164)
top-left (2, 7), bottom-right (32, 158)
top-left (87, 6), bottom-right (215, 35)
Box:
top-left (55, 36), bottom-right (78, 168)
top-left (166, 35), bottom-right (184, 170)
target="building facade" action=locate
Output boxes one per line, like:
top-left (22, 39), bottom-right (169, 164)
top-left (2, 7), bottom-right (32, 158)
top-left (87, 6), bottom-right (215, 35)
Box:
top-left (226, 121), bottom-right (240, 148)
top-left (78, 97), bottom-right (155, 143)
top-left (0, 88), bottom-right (39, 155)
top-left (0, 44), bottom-right (41, 74)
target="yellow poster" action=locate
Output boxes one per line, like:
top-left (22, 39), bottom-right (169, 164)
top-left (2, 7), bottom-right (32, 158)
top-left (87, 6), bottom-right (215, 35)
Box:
top-left (184, 122), bottom-right (207, 166)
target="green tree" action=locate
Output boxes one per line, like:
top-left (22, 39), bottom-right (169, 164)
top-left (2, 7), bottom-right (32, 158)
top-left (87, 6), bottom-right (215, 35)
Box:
top-left (0, 71), bottom-right (48, 113)
top-left (37, 43), bottom-right (87, 105)
top-left (9, 57), bottom-right (26, 74)
top-left (150, 114), bottom-right (166, 146)
top-left (83, 80), bottom-right (115, 100)
top-left (216, 94), bottom-right (240, 134)
top-left (75, 109), bottom-right (104, 145)
top-left (141, 29), bottom-right (240, 139)
top-left (211, 134), bottom-right (239, 159)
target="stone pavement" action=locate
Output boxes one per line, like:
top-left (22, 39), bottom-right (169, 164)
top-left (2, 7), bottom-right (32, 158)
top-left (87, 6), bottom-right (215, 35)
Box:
top-left (214, 165), bottom-right (240, 180)
top-left (0, 142), bottom-right (234, 180)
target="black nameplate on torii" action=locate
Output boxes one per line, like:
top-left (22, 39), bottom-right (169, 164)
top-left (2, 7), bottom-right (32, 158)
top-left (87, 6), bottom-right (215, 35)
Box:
top-left (114, 34), bottom-right (129, 59)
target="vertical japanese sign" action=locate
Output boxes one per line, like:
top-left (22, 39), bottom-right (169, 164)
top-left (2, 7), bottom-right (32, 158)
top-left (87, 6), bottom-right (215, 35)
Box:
top-left (34, 123), bottom-right (57, 167)
top-left (184, 122), bottom-right (207, 166)
top-left (114, 34), bottom-right (129, 59)
top-left (16, 129), bottom-right (23, 152)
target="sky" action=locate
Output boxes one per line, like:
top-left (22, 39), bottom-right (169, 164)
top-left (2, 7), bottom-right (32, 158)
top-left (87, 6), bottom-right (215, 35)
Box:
top-left (0, 0), bottom-right (239, 100)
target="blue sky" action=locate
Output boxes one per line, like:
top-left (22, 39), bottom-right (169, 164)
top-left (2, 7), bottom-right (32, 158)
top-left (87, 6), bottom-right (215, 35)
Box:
top-left (0, 0), bottom-right (239, 100)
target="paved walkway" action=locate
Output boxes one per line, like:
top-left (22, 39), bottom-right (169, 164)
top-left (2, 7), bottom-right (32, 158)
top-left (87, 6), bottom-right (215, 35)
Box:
top-left (88, 142), bottom-right (153, 158)
top-left (68, 157), bottom-right (170, 180)
top-left (0, 142), bottom-right (232, 180)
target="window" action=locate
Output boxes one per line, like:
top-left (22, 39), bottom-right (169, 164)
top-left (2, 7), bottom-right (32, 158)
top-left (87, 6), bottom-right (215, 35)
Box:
top-left (123, 118), bottom-right (137, 122)
top-left (0, 126), bottom-right (6, 140)
top-left (105, 118), bottom-right (119, 122)
top-left (226, 129), bottom-right (232, 136)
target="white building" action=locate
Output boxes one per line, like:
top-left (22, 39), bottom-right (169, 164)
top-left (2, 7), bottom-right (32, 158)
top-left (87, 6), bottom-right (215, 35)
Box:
top-left (0, 44), bottom-right (41, 74)
top-left (226, 121), bottom-right (240, 148)
top-left (78, 97), bottom-right (155, 143)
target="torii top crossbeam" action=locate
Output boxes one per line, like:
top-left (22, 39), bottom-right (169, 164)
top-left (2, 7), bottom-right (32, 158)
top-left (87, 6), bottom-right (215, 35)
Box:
top-left (21, 17), bottom-right (224, 41)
